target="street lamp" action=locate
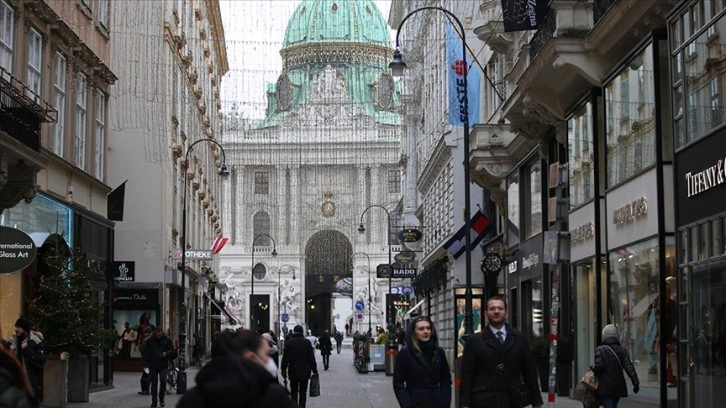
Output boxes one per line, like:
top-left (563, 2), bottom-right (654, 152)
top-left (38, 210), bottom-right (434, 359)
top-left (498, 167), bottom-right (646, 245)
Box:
top-left (250, 233), bottom-right (277, 330)
top-left (390, 7), bottom-right (475, 337)
top-left (358, 204), bottom-right (393, 330)
top-left (179, 138), bottom-right (229, 393)
top-left (353, 252), bottom-right (372, 333)
top-left (278, 264), bottom-right (296, 335)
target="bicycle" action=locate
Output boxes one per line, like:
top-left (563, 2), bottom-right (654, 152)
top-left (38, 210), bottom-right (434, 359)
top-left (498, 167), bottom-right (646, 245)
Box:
top-left (166, 358), bottom-right (179, 393)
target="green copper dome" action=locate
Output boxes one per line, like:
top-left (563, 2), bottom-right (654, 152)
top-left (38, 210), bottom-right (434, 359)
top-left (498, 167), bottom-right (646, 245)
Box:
top-left (258, 0), bottom-right (400, 129)
top-left (283, 0), bottom-right (391, 47)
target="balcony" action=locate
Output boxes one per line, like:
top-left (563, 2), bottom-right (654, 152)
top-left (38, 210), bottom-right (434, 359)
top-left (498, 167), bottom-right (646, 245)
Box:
top-left (503, 0), bottom-right (676, 143)
top-left (0, 67), bottom-right (54, 211)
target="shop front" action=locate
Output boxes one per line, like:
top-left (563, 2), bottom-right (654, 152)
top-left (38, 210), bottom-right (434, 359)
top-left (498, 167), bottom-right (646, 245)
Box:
top-left (674, 127), bottom-right (726, 408)
top-left (112, 285), bottom-right (161, 371)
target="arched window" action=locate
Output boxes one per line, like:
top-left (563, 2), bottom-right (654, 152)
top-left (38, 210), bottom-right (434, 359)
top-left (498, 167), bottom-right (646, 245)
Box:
top-left (253, 211), bottom-right (271, 245)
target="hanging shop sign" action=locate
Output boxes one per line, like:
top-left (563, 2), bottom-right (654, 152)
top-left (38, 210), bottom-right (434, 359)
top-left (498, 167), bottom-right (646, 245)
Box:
top-left (110, 261), bottom-right (136, 282)
top-left (394, 251), bottom-right (416, 263)
top-left (398, 228), bottom-right (423, 243)
top-left (392, 262), bottom-right (417, 279)
top-left (376, 263), bottom-right (391, 279)
top-left (0, 226), bottom-right (37, 274)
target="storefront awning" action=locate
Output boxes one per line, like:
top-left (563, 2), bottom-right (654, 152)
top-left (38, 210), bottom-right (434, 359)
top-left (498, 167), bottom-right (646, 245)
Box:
top-left (205, 293), bottom-right (239, 325)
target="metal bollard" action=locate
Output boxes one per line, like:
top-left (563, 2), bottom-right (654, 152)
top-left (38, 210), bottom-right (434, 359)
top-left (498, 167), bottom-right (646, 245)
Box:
top-left (384, 339), bottom-right (398, 376)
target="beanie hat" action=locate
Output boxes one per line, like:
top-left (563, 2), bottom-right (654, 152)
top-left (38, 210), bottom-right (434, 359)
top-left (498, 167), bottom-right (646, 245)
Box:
top-left (602, 324), bottom-right (618, 339)
top-left (15, 317), bottom-right (31, 333)
top-left (293, 325), bottom-right (304, 333)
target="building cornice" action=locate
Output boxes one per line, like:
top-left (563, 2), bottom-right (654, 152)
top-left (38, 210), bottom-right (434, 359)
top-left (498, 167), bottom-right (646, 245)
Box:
top-left (205, 0), bottom-right (229, 75)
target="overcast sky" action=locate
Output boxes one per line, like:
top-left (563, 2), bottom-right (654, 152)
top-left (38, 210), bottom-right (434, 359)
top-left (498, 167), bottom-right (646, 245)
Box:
top-left (219, 0), bottom-right (392, 122)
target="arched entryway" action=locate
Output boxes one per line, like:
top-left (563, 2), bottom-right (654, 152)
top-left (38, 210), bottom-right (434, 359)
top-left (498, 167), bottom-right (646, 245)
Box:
top-left (305, 230), bottom-right (352, 336)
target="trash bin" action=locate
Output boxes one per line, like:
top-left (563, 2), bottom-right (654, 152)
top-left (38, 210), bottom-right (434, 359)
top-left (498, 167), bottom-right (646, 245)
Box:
top-left (385, 339), bottom-right (398, 376)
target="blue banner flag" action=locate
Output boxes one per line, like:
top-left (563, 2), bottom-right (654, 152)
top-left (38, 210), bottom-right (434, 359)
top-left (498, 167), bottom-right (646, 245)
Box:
top-left (446, 24), bottom-right (480, 126)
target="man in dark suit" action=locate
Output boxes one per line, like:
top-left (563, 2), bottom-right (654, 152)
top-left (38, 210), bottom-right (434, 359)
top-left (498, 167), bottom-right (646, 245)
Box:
top-left (460, 296), bottom-right (543, 408)
top-left (281, 325), bottom-right (317, 408)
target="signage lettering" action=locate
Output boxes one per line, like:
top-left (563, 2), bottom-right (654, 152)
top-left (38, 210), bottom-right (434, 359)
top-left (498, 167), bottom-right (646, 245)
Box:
top-left (113, 262), bottom-right (135, 282)
top-left (570, 222), bottom-right (595, 244)
top-left (456, 78), bottom-right (467, 122)
top-left (185, 249), bottom-right (213, 260)
top-left (507, 261), bottom-right (517, 274)
top-left (522, 253), bottom-right (539, 270)
top-left (113, 294), bottom-right (149, 303)
top-left (0, 226), bottom-right (38, 274)
top-left (613, 197), bottom-right (648, 226)
top-left (685, 156), bottom-right (726, 198)
top-left (399, 229), bottom-right (423, 243)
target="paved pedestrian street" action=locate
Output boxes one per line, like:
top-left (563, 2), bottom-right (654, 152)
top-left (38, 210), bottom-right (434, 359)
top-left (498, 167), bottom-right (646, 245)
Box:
top-left (66, 343), bottom-right (585, 408)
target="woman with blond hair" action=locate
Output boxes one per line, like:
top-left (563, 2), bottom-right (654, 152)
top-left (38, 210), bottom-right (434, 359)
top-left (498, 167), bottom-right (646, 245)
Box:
top-left (392, 316), bottom-right (451, 408)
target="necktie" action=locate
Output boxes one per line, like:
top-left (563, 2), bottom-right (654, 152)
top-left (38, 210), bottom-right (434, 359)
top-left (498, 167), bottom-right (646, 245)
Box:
top-left (496, 331), bottom-right (504, 344)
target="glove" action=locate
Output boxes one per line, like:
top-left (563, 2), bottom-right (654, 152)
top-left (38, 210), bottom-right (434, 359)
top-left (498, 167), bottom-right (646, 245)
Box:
top-left (633, 385), bottom-right (639, 394)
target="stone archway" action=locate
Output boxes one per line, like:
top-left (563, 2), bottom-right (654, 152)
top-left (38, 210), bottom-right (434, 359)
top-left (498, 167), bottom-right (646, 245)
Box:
top-left (304, 230), bottom-right (352, 336)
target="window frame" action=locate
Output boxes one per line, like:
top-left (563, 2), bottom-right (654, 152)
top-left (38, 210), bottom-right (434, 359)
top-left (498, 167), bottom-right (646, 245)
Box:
top-left (51, 52), bottom-right (67, 157)
top-left (388, 169), bottom-right (401, 194)
top-left (26, 27), bottom-right (42, 97)
top-left (74, 72), bottom-right (88, 170)
top-left (94, 90), bottom-right (105, 180)
top-left (0, 0), bottom-right (13, 74)
top-left (254, 171), bottom-right (269, 194)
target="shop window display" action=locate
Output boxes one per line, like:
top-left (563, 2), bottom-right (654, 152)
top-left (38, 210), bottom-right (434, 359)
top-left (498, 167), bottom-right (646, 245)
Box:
top-left (608, 237), bottom-right (676, 392)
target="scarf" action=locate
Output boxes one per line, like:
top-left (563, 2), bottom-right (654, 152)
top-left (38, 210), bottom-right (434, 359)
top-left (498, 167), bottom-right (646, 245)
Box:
top-left (418, 339), bottom-right (438, 366)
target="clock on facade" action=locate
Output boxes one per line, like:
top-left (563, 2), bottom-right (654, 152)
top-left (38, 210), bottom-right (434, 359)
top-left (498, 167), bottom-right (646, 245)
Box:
top-left (481, 253), bottom-right (502, 274)
top-left (322, 201), bottom-right (335, 217)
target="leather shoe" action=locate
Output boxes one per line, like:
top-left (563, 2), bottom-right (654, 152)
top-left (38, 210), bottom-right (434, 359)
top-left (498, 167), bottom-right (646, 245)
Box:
top-left (160, 402), bottom-right (165, 407)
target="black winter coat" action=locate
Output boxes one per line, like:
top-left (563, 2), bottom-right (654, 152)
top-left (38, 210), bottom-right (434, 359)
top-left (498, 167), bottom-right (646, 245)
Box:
top-left (281, 334), bottom-right (317, 381)
top-left (392, 329), bottom-right (452, 408)
top-left (593, 338), bottom-right (639, 398)
top-left (142, 335), bottom-right (176, 370)
top-left (177, 356), bottom-right (299, 408)
top-left (9, 332), bottom-right (45, 403)
top-left (318, 336), bottom-right (332, 356)
top-left (459, 325), bottom-right (543, 408)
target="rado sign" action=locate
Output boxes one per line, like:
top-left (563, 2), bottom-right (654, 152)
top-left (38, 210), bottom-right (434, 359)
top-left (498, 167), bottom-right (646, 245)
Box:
top-left (613, 197), bottom-right (648, 226)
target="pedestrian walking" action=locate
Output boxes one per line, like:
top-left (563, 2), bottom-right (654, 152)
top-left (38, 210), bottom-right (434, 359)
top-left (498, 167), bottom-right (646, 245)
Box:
top-left (317, 330), bottom-right (333, 370)
top-left (137, 326), bottom-right (153, 395)
top-left (178, 329), bottom-right (298, 408)
top-left (7, 317), bottom-right (45, 408)
top-left (142, 327), bottom-right (177, 407)
top-left (281, 325), bottom-right (318, 408)
top-left (392, 316), bottom-right (451, 408)
top-left (263, 331), bottom-right (280, 368)
top-left (593, 324), bottom-right (640, 408)
top-left (460, 296), bottom-right (543, 408)
top-left (334, 330), bottom-right (344, 354)
top-left (0, 328), bottom-right (33, 407)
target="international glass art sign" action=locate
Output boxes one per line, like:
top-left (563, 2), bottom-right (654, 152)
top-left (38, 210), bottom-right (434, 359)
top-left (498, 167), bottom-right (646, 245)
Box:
top-left (0, 226), bottom-right (37, 273)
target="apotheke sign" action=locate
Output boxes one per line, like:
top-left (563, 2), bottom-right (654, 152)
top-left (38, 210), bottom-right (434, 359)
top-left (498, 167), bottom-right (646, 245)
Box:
top-left (0, 226), bottom-right (37, 274)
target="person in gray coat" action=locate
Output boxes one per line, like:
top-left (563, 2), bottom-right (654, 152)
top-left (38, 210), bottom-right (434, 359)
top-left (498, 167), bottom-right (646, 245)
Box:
top-left (593, 324), bottom-right (640, 408)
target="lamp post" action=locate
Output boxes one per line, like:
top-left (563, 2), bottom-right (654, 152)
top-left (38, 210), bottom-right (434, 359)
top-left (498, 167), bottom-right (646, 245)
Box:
top-left (358, 204), bottom-right (393, 330)
top-left (278, 264), bottom-right (296, 335)
top-left (353, 252), bottom-right (372, 333)
top-left (179, 138), bottom-right (229, 393)
top-left (250, 233), bottom-right (277, 331)
top-left (390, 7), bottom-right (475, 337)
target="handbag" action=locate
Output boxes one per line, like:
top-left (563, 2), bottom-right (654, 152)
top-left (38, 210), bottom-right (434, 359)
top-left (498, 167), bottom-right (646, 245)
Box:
top-left (580, 367), bottom-right (598, 391)
top-left (508, 382), bottom-right (532, 408)
top-left (309, 373), bottom-right (320, 397)
top-left (582, 388), bottom-right (600, 408)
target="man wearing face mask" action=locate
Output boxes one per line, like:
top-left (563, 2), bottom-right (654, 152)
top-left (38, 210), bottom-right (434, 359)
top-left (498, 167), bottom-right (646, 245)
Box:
top-left (178, 329), bottom-right (298, 408)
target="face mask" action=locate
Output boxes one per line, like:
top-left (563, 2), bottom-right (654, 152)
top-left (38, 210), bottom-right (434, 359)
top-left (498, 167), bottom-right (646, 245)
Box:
top-left (259, 354), bottom-right (278, 378)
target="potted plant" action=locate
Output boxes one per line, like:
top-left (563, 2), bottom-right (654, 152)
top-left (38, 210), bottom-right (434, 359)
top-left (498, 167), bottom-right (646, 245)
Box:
top-left (28, 249), bottom-right (115, 405)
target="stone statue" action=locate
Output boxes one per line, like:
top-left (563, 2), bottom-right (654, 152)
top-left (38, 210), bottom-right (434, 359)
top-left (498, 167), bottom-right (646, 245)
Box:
top-left (280, 279), bottom-right (300, 313)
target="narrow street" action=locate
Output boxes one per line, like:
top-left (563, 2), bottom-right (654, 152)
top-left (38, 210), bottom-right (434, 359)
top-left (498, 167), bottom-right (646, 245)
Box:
top-left (66, 341), bottom-right (586, 408)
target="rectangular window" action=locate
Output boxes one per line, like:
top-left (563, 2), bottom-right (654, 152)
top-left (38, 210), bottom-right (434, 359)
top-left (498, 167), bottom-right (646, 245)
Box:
top-left (26, 28), bottom-right (42, 98)
top-left (605, 44), bottom-right (656, 187)
top-left (0, 0), bottom-right (12, 73)
top-left (710, 76), bottom-right (720, 127)
top-left (254, 171), bottom-right (269, 194)
top-left (568, 101), bottom-right (594, 209)
top-left (507, 175), bottom-right (520, 246)
top-left (75, 73), bottom-right (87, 170)
top-left (94, 91), bottom-right (105, 180)
top-left (388, 169), bottom-right (400, 194)
top-left (98, 0), bottom-right (109, 28)
top-left (524, 160), bottom-right (542, 239)
top-left (51, 52), bottom-right (66, 157)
